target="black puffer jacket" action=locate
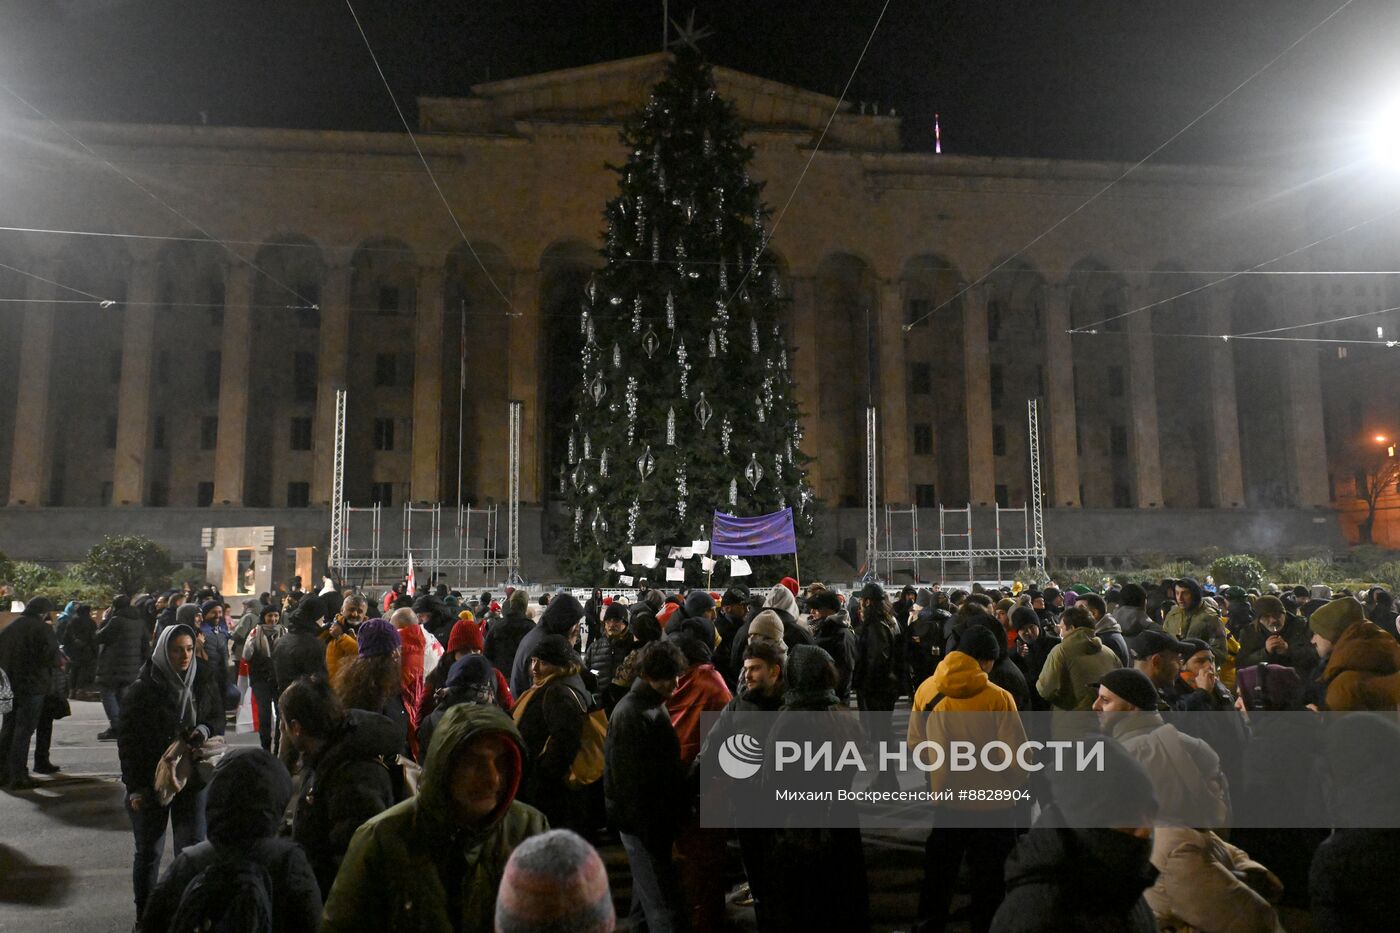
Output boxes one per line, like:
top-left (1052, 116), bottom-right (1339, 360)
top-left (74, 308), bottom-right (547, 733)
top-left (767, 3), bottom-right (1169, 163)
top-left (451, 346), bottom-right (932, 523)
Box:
top-left (95, 604), bottom-right (150, 688)
top-left (273, 599), bottom-right (328, 694)
top-left (604, 679), bottom-right (686, 840)
top-left (140, 749), bottom-right (322, 933)
top-left (292, 709), bottom-right (402, 898)
top-left (510, 595), bottom-right (584, 697)
top-left (483, 608), bottom-right (534, 680)
top-left (117, 656), bottom-right (224, 799)
top-left (993, 824), bottom-right (1158, 932)
top-left (0, 600), bottom-right (59, 696)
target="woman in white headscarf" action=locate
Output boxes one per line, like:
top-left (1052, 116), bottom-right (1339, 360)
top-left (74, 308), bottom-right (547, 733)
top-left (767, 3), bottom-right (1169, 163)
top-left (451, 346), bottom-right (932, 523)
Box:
top-left (116, 622), bottom-right (224, 922)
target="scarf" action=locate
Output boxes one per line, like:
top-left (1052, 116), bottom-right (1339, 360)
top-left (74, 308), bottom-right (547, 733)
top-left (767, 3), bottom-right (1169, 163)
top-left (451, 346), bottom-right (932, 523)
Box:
top-left (152, 623), bottom-right (199, 733)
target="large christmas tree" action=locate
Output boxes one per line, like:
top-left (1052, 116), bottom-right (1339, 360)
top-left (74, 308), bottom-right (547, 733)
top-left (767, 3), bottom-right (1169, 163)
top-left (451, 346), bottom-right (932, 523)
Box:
top-left (558, 48), bottom-right (814, 585)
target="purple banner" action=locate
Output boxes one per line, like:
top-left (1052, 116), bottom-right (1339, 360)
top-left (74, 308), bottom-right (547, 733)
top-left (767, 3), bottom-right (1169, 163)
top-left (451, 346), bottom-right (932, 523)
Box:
top-left (711, 508), bottom-right (797, 557)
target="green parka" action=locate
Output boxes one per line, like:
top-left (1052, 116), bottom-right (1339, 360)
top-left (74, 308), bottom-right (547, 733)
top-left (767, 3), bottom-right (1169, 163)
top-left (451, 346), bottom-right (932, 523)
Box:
top-left (320, 703), bottom-right (548, 933)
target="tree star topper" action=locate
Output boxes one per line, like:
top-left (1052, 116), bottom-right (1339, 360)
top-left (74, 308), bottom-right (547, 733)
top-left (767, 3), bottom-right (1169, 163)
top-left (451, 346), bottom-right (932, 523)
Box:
top-left (668, 10), bottom-right (714, 52)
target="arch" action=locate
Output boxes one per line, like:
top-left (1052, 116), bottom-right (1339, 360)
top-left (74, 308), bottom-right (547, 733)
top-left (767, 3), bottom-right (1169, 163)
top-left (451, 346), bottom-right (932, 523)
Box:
top-left (814, 252), bottom-right (877, 506)
top-left (1067, 259), bottom-right (1132, 509)
top-left (47, 235), bottom-right (131, 505)
top-left (539, 240), bottom-right (603, 503)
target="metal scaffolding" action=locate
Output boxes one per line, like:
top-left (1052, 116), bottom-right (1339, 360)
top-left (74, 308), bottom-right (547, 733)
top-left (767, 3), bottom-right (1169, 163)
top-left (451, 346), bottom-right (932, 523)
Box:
top-left (327, 388), bottom-right (347, 574)
top-left (863, 406), bottom-right (879, 581)
top-left (506, 400), bottom-right (524, 585)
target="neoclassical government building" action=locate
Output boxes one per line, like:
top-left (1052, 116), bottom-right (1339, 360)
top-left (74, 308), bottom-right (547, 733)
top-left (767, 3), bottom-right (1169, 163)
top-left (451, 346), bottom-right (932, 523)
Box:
top-left (1, 53), bottom-right (1393, 574)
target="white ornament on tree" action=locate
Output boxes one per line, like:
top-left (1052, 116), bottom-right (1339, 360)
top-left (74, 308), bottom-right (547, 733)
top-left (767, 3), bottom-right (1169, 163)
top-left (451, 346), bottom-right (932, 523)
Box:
top-left (666, 407), bottom-right (676, 445)
top-left (745, 453), bottom-right (764, 490)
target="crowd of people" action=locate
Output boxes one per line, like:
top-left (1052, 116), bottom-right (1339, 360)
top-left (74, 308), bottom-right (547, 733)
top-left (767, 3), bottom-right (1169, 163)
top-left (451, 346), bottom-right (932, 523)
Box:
top-left (2, 572), bottom-right (1400, 931)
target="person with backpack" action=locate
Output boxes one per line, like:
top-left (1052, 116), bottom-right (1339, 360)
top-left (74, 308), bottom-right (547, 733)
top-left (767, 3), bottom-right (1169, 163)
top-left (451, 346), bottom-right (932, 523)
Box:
top-left (280, 676), bottom-right (403, 899)
top-left (117, 622), bottom-right (225, 921)
top-left (513, 634), bottom-right (592, 833)
top-left (321, 703), bottom-right (548, 932)
top-left (138, 747), bottom-right (321, 933)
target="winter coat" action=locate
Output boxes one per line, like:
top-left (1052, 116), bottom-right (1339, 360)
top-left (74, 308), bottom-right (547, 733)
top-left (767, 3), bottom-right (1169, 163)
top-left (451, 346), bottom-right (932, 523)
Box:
top-left (854, 611), bottom-right (902, 700)
top-left (322, 630), bottom-right (359, 686)
top-left (605, 679), bottom-right (687, 840)
top-left (665, 661), bottom-right (732, 766)
top-left (484, 608), bottom-right (534, 680)
top-left (292, 709), bottom-right (402, 898)
top-left (1309, 828), bottom-right (1400, 932)
top-left (60, 608), bottom-right (97, 665)
top-left (1035, 626), bottom-right (1121, 711)
top-left (1236, 614), bottom-right (1318, 677)
top-left (992, 823), bottom-right (1159, 933)
top-left (909, 651), bottom-right (1029, 807)
top-left (117, 657), bottom-right (224, 799)
top-left (583, 632), bottom-right (630, 686)
top-left (1322, 621), bottom-right (1400, 711)
top-left (1114, 605), bottom-right (1158, 638)
top-left (1094, 615), bottom-right (1130, 667)
top-left (1144, 825), bottom-right (1284, 933)
top-left (272, 601), bottom-right (328, 694)
top-left (411, 595), bottom-right (455, 646)
top-left (95, 605), bottom-right (149, 688)
top-left (140, 750), bottom-right (321, 933)
top-left (320, 704), bottom-right (549, 933)
top-left (0, 610), bottom-right (59, 696)
top-left (512, 669), bottom-right (589, 827)
top-left (1110, 711), bottom-right (1228, 827)
top-left (728, 592), bottom-right (814, 672)
top-left (812, 610), bottom-right (858, 701)
top-left (1164, 598), bottom-right (1228, 666)
top-left (243, 624), bottom-right (280, 690)
top-left (509, 596), bottom-right (584, 698)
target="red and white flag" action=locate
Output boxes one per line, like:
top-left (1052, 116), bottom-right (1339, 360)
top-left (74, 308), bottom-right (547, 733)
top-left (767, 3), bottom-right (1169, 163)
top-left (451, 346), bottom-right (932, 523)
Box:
top-left (406, 553), bottom-right (416, 595)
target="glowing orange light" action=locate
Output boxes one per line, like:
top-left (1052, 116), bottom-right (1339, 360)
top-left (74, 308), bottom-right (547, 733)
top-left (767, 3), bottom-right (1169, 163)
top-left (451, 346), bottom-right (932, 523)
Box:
top-left (1376, 435), bottom-right (1389, 444)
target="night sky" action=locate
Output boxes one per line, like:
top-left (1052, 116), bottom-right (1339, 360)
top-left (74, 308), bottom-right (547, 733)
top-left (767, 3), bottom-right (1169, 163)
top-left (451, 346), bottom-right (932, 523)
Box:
top-left (0, 0), bottom-right (1395, 166)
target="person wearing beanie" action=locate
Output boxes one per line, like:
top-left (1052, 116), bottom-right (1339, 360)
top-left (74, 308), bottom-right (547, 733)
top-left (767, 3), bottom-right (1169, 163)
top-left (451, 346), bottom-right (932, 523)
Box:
top-left (422, 617), bottom-right (513, 727)
top-left (729, 585), bottom-right (814, 674)
top-left (510, 594), bottom-right (584, 698)
top-left (994, 737), bottom-right (1160, 932)
top-left (745, 609), bottom-right (786, 648)
top-left (0, 597), bottom-right (61, 789)
top-left (333, 618), bottom-right (409, 757)
top-left (1036, 605), bottom-right (1122, 713)
top-left (585, 601), bottom-right (634, 691)
top-left (1091, 667), bottom-right (1165, 719)
top-left (805, 589), bottom-right (857, 703)
top-left (418, 654), bottom-right (502, 758)
top-left (1115, 583), bottom-right (1158, 637)
top-left (1309, 595), bottom-right (1364, 658)
top-left (322, 704), bottom-right (548, 933)
top-left (485, 589), bottom-right (535, 684)
top-left (909, 621), bottom-right (1029, 932)
top-left (139, 749), bottom-right (322, 932)
top-left (1236, 594), bottom-right (1318, 677)
top-left (1320, 614), bottom-right (1400, 711)
top-left (273, 592), bottom-right (329, 703)
top-left (495, 829), bottom-right (615, 933)
top-left (512, 633), bottom-right (590, 831)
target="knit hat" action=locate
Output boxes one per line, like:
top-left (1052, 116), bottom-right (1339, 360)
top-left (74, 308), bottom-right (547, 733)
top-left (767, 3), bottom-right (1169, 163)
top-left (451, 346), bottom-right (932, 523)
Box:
top-left (1011, 606), bottom-right (1042, 631)
top-left (1253, 595), bottom-right (1285, 618)
top-left (1093, 668), bottom-right (1160, 711)
top-left (445, 654), bottom-right (496, 692)
top-left (539, 593), bottom-right (585, 635)
top-left (668, 631), bottom-right (711, 666)
top-left (859, 582), bottom-right (886, 602)
top-left (495, 829), bottom-right (615, 933)
top-left (1177, 637), bottom-right (1214, 661)
top-left (683, 589), bottom-right (716, 618)
top-left (1050, 736), bottom-right (1157, 828)
top-left (603, 602), bottom-right (628, 624)
top-left (199, 599), bottom-right (222, 616)
top-left (748, 609), bottom-right (785, 643)
top-left (458, 610), bottom-right (474, 621)
top-left (806, 590), bottom-right (842, 614)
top-left (531, 634), bottom-right (575, 667)
top-left (957, 624), bottom-right (1001, 662)
top-left (1309, 596), bottom-right (1364, 642)
top-left (446, 618), bottom-right (483, 654)
top-left (778, 576), bottom-right (799, 596)
top-left (785, 644), bottom-right (836, 691)
top-left (357, 618), bottom-right (401, 658)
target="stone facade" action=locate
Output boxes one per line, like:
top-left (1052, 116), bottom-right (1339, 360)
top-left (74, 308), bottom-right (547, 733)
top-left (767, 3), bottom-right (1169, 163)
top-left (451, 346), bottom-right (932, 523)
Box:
top-left (0, 53), bottom-right (1384, 573)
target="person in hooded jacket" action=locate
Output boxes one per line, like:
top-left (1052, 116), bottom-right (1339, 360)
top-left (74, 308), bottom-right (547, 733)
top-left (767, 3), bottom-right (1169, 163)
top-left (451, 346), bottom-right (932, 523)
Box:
top-left (906, 589), bottom-right (950, 690)
top-left (117, 623), bottom-right (224, 920)
top-left (419, 655), bottom-right (499, 760)
top-left (1164, 577), bottom-right (1227, 667)
top-left (59, 602), bottom-right (97, 695)
top-left (512, 634), bottom-right (590, 831)
top-left (1114, 584), bottom-right (1159, 638)
top-left (0, 597), bottom-right (62, 789)
top-left (945, 605), bottom-right (1031, 711)
top-left (280, 675), bottom-right (402, 899)
top-left (1309, 712), bottom-right (1400, 932)
top-left (320, 703), bottom-right (549, 933)
top-left (510, 593), bottom-right (585, 698)
top-left (485, 588), bottom-right (536, 679)
top-left (1035, 606), bottom-right (1121, 712)
top-left (805, 590), bottom-right (857, 703)
top-left (421, 617), bottom-right (513, 725)
top-left (242, 604), bottom-right (282, 751)
top-left (273, 594), bottom-right (329, 696)
top-left (412, 593), bottom-right (456, 647)
top-left (139, 748), bottom-right (322, 933)
top-left (1080, 594), bottom-right (1130, 667)
top-left (95, 595), bottom-right (151, 739)
top-left (991, 737), bottom-right (1160, 933)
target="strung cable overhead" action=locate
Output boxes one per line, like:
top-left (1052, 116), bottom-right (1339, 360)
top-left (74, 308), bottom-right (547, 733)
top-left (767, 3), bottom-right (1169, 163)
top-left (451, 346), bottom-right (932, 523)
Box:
top-left (904, 0), bottom-right (1359, 333)
top-left (1231, 302), bottom-right (1400, 339)
top-left (0, 83), bottom-right (317, 309)
top-left (714, 0), bottom-right (893, 319)
top-left (342, 0), bottom-right (516, 317)
top-left (1080, 329), bottom-right (1398, 348)
top-left (0, 259), bottom-right (106, 304)
top-left (1070, 203), bottom-right (1400, 333)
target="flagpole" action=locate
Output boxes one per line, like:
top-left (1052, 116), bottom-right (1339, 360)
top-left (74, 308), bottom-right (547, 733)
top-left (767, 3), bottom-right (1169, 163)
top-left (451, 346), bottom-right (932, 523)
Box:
top-left (793, 549), bottom-right (800, 590)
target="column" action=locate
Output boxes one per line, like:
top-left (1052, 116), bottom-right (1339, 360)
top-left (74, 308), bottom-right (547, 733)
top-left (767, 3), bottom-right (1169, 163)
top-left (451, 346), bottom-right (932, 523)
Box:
top-left (111, 258), bottom-right (161, 505)
top-left (1125, 283), bottom-right (1164, 508)
top-left (1205, 291), bottom-right (1246, 508)
top-left (411, 265), bottom-right (446, 503)
top-left (212, 261), bottom-right (256, 506)
top-left (312, 263), bottom-right (353, 504)
top-left (963, 283), bottom-right (995, 507)
top-left (877, 280), bottom-right (912, 505)
top-left (7, 258), bottom-right (61, 505)
top-left (506, 269), bottom-right (542, 503)
top-left (789, 276), bottom-right (824, 499)
top-left (1287, 338), bottom-right (1332, 508)
top-left (1042, 283), bottom-right (1081, 507)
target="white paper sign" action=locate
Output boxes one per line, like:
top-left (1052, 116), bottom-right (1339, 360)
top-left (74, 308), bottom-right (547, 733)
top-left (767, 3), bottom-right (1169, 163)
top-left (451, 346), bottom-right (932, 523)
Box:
top-left (729, 558), bottom-right (752, 577)
top-left (666, 566), bottom-right (686, 582)
top-left (631, 545), bottom-right (656, 567)
top-left (701, 556), bottom-right (717, 572)
top-left (678, 547), bottom-right (693, 559)
top-left (692, 540), bottom-right (710, 555)
top-left (619, 575), bottom-right (634, 586)
top-left (609, 560), bottom-right (627, 572)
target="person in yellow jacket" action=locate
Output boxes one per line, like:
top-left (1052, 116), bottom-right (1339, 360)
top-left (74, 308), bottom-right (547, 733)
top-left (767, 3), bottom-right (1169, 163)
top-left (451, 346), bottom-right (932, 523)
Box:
top-left (323, 595), bottom-right (365, 686)
top-left (908, 624), bottom-right (1029, 933)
